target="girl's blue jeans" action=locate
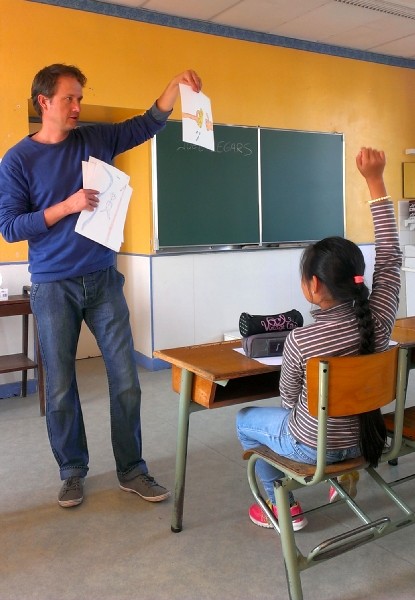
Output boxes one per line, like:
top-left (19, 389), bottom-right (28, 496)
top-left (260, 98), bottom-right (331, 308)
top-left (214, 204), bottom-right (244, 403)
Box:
top-left (30, 266), bottom-right (147, 482)
top-left (236, 406), bottom-right (361, 505)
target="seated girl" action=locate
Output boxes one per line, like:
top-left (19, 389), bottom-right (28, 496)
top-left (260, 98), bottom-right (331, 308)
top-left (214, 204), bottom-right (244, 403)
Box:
top-left (237, 147), bottom-right (402, 529)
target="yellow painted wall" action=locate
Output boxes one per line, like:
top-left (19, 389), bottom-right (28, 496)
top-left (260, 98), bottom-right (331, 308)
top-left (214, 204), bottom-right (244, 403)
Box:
top-left (1, 0), bottom-right (415, 262)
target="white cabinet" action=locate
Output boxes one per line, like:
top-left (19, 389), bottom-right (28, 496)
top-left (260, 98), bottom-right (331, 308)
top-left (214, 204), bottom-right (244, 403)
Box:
top-left (403, 246), bottom-right (415, 316)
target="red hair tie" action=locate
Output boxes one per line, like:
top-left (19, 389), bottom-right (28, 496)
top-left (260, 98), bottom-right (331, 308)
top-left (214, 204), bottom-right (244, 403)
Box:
top-left (354, 275), bottom-right (364, 284)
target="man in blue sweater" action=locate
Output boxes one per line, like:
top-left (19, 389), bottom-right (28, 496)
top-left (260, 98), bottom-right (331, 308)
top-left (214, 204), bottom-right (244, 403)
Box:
top-left (0, 63), bottom-right (202, 508)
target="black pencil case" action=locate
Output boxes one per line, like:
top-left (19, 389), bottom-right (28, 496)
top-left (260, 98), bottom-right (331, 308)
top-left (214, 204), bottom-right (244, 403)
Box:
top-left (239, 309), bottom-right (303, 337)
top-left (242, 331), bottom-right (289, 358)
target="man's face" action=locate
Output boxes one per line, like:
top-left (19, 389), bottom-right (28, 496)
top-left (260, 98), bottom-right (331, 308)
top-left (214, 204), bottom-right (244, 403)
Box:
top-left (41, 75), bottom-right (83, 134)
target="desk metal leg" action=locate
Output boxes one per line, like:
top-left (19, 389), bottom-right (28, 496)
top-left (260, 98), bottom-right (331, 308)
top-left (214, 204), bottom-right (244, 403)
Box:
top-left (171, 368), bottom-right (193, 533)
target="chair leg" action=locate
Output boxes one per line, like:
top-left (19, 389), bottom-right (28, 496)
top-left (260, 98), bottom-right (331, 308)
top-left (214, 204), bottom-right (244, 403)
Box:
top-left (275, 483), bottom-right (304, 600)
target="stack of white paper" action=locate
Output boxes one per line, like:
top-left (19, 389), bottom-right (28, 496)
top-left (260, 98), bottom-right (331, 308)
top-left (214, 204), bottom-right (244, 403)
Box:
top-left (75, 156), bottom-right (132, 252)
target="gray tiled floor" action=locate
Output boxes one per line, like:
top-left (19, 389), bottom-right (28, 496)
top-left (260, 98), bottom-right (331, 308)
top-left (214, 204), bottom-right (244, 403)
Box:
top-left (1, 358), bottom-right (415, 600)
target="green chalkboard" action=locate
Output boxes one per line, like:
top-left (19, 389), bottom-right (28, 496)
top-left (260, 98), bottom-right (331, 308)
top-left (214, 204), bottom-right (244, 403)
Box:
top-left (154, 122), bottom-right (344, 249)
top-left (154, 121), bottom-right (259, 248)
top-left (260, 128), bottom-right (344, 243)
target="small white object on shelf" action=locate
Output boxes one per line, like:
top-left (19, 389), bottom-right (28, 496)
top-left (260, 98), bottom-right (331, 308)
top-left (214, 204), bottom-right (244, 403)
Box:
top-left (0, 273), bottom-right (8, 301)
top-left (404, 217), bottom-right (415, 230)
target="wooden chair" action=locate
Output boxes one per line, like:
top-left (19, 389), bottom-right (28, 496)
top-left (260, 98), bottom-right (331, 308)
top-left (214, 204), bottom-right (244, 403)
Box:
top-left (244, 345), bottom-right (415, 600)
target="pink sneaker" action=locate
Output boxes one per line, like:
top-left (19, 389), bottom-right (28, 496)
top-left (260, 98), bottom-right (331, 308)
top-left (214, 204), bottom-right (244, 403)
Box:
top-left (249, 500), bottom-right (308, 531)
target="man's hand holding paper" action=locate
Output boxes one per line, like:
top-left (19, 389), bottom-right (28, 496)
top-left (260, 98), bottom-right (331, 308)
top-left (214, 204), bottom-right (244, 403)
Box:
top-left (69, 188), bottom-right (100, 213)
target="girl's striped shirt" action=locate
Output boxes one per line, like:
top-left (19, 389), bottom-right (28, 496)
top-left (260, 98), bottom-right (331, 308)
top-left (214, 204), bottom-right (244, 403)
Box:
top-left (280, 200), bottom-right (402, 449)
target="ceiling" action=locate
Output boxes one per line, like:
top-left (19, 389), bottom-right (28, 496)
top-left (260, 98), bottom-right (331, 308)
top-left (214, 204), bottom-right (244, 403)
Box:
top-left (89, 0), bottom-right (415, 61)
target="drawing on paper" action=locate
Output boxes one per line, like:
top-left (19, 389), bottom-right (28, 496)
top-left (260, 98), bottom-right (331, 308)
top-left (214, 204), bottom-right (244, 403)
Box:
top-left (179, 84), bottom-right (215, 151)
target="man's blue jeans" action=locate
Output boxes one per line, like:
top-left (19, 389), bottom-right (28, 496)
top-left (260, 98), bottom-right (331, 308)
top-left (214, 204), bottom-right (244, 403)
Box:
top-left (236, 406), bottom-right (361, 505)
top-left (31, 267), bottom-right (147, 482)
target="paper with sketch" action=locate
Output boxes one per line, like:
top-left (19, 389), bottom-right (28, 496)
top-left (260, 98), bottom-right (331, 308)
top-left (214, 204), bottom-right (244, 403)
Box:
top-left (233, 346), bottom-right (284, 366)
top-left (179, 83), bottom-right (214, 151)
top-left (75, 157), bottom-right (132, 252)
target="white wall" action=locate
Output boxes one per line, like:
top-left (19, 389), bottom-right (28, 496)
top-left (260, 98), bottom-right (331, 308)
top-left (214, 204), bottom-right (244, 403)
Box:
top-left (150, 248), bottom-right (311, 350)
top-left (117, 253), bottom-right (152, 357)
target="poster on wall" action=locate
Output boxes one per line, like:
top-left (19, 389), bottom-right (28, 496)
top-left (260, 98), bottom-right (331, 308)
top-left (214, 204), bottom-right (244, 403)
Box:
top-left (403, 162), bottom-right (415, 198)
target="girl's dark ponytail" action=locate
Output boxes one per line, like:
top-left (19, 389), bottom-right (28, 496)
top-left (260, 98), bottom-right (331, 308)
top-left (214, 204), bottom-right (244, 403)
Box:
top-left (301, 237), bottom-right (386, 466)
top-left (353, 281), bottom-right (386, 467)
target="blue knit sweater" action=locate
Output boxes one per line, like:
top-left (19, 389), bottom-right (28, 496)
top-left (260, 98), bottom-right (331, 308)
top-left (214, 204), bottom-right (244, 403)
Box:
top-left (0, 105), bottom-right (168, 282)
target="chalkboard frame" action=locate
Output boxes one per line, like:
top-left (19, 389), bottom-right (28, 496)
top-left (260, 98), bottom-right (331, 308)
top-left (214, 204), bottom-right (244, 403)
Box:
top-left (152, 122), bottom-right (344, 252)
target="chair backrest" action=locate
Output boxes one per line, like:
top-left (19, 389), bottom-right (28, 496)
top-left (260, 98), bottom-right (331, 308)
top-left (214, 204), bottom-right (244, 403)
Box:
top-left (306, 345), bottom-right (399, 418)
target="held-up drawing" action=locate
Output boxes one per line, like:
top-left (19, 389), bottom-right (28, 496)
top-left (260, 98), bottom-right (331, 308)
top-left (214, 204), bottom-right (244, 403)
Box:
top-left (179, 84), bottom-right (214, 151)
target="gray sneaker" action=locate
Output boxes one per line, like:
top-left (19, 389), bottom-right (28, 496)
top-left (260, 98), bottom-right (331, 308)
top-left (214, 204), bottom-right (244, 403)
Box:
top-left (119, 473), bottom-right (170, 502)
top-left (58, 477), bottom-right (84, 507)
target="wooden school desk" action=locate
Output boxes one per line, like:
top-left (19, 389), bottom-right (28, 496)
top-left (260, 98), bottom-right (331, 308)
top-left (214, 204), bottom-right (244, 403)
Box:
top-left (154, 340), bottom-right (281, 532)
top-left (393, 317), bottom-right (415, 352)
top-left (155, 318), bottom-right (415, 533)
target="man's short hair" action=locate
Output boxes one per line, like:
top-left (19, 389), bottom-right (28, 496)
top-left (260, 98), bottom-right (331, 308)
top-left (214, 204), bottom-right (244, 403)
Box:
top-left (31, 63), bottom-right (87, 116)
